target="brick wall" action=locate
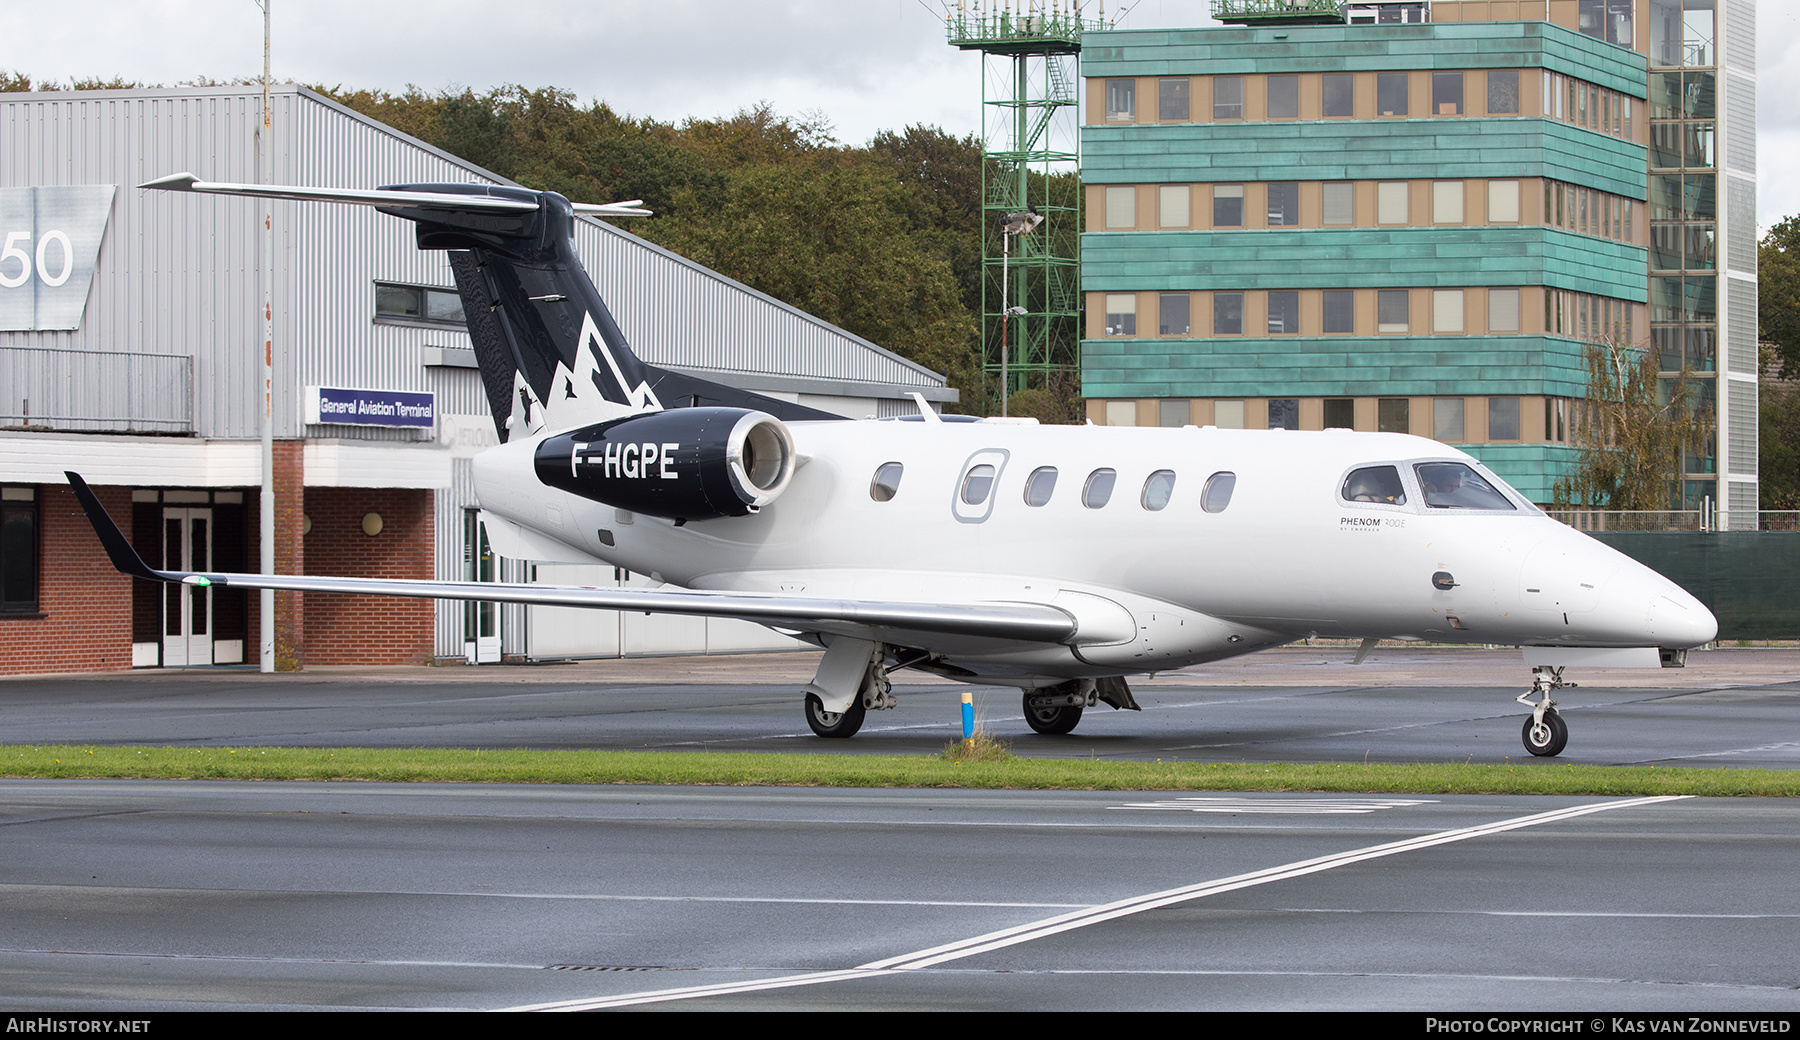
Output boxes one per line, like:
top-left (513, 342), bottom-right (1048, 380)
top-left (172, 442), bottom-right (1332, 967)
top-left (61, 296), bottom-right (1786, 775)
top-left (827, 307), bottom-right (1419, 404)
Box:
top-left (301, 486), bottom-right (434, 665)
top-left (0, 484), bottom-right (134, 675)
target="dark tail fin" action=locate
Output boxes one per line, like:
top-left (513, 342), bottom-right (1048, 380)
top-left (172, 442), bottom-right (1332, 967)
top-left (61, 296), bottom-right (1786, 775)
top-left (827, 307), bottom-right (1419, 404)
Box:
top-left (137, 174), bottom-right (842, 442)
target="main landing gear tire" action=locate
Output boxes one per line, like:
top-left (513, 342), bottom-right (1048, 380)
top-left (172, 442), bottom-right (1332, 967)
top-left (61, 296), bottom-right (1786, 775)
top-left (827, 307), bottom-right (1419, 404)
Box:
top-left (1522, 710), bottom-right (1568, 757)
top-left (1023, 693), bottom-right (1083, 735)
top-left (805, 692), bottom-right (866, 739)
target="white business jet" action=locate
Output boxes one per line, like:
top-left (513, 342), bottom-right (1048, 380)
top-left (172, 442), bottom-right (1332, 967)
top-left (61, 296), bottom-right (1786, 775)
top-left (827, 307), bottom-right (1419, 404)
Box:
top-left (67, 176), bottom-right (1718, 757)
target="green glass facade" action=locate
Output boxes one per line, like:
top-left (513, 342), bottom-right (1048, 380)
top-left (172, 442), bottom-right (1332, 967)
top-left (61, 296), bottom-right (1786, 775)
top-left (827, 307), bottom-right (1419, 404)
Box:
top-left (1079, 19), bottom-right (1659, 505)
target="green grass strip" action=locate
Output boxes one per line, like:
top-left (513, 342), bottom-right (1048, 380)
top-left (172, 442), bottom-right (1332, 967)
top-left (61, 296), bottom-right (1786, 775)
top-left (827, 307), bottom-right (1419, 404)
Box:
top-left (3, 745), bottom-right (1798, 796)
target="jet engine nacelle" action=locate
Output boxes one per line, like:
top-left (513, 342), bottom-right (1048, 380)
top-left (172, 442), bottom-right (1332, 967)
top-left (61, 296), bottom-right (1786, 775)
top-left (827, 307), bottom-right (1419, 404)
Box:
top-left (534, 407), bottom-right (796, 521)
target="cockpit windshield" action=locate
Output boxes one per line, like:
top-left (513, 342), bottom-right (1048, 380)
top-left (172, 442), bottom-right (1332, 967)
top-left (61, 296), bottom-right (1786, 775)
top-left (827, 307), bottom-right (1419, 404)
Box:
top-left (1414, 462), bottom-right (1516, 510)
top-left (1341, 465), bottom-right (1406, 506)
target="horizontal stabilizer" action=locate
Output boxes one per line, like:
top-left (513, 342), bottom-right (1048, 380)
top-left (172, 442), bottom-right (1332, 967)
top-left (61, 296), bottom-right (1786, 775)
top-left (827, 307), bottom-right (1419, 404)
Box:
top-left (138, 173), bottom-right (651, 217)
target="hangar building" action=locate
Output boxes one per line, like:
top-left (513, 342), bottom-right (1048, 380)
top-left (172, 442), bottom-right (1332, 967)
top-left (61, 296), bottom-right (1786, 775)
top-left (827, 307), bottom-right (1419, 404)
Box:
top-left (0, 84), bottom-right (955, 674)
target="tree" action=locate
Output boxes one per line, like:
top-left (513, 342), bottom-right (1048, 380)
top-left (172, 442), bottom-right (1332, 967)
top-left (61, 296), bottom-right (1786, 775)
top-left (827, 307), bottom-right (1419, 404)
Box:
top-left (1762, 344), bottom-right (1800, 510)
top-left (1761, 216), bottom-right (1800, 376)
top-left (1552, 339), bottom-right (1705, 512)
top-left (1760, 219), bottom-right (1800, 510)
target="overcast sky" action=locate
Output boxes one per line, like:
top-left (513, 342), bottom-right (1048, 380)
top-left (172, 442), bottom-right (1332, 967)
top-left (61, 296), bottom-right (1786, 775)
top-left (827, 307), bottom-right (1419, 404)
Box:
top-left (3, 0), bottom-right (1794, 231)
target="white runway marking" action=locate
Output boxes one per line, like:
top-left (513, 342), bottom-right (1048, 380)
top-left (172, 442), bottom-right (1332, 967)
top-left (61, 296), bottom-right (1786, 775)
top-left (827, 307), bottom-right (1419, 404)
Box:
top-left (507, 795), bottom-right (1688, 1011)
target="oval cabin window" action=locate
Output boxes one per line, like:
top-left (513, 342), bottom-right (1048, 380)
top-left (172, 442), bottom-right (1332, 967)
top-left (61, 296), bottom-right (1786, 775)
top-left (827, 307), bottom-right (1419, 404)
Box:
top-left (1141, 470), bottom-right (1176, 511)
top-left (870, 462), bottom-right (903, 502)
top-left (1083, 469), bottom-right (1116, 509)
top-left (1201, 471), bottom-right (1236, 513)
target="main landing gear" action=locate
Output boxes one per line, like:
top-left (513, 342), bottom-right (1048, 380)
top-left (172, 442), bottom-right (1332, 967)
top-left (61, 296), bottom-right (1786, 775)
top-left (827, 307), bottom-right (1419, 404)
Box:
top-left (1517, 666), bottom-right (1573, 757)
top-left (1022, 677), bottom-right (1141, 736)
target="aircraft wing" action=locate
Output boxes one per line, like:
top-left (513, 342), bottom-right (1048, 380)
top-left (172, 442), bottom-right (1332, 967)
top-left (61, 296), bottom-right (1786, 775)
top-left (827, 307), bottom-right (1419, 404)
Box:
top-left (66, 473), bottom-right (1075, 647)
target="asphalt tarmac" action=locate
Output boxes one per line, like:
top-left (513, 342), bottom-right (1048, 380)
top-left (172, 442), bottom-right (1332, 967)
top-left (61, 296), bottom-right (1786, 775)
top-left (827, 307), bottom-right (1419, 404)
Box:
top-left (1, 647), bottom-right (1796, 1012)
top-left (1, 783), bottom-right (1796, 1011)
top-left (2, 646), bottom-right (1796, 767)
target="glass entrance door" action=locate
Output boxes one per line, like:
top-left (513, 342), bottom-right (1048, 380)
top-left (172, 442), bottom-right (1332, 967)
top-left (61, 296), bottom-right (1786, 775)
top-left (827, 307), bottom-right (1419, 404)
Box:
top-left (161, 507), bottom-right (213, 666)
top-left (463, 511), bottom-right (500, 663)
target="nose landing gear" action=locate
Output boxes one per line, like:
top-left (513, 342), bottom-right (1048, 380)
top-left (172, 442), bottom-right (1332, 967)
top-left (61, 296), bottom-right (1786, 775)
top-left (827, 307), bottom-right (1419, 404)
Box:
top-left (1517, 666), bottom-right (1573, 757)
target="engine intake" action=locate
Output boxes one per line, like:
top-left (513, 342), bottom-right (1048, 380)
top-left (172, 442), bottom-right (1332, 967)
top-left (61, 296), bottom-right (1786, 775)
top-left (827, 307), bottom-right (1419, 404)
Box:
top-left (534, 408), bottom-right (796, 521)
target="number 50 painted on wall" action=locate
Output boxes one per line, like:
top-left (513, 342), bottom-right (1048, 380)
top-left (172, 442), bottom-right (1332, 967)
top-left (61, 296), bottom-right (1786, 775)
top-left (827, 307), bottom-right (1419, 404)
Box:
top-left (0, 229), bottom-right (75, 288)
top-left (0, 185), bottom-right (115, 331)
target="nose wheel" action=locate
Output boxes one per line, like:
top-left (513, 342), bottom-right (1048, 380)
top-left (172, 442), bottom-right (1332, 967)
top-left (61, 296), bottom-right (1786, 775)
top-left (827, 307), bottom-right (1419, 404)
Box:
top-left (1521, 710), bottom-right (1568, 757)
top-left (1517, 666), bottom-right (1572, 757)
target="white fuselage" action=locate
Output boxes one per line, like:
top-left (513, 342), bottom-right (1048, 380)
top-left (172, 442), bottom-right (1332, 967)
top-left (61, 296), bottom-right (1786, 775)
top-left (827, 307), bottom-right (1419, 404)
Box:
top-left (472, 419), bottom-right (1717, 682)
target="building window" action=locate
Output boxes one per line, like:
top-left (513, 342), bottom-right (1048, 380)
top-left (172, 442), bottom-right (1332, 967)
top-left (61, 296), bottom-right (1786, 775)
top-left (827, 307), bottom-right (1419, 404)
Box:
top-left (1433, 398), bottom-right (1465, 442)
top-left (1489, 180), bottom-right (1520, 223)
top-left (1159, 293), bottom-right (1190, 335)
top-left (1268, 399), bottom-right (1300, 430)
top-left (375, 282), bottom-right (465, 326)
top-left (1105, 186), bottom-right (1135, 229)
top-left (1378, 398), bottom-right (1410, 434)
top-left (1213, 76), bottom-right (1244, 120)
top-left (1487, 70), bottom-right (1520, 114)
top-left (1433, 72), bottom-right (1463, 115)
top-left (1323, 290), bottom-right (1354, 334)
top-left (1323, 182), bottom-right (1354, 225)
top-left (1214, 400), bottom-right (1245, 429)
top-left (1489, 397), bottom-right (1522, 440)
top-left (1580, 0), bottom-right (1635, 48)
top-left (1159, 399), bottom-right (1191, 427)
top-left (1377, 182), bottom-right (1409, 225)
top-left (1433, 290), bottom-right (1464, 333)
top-left (1105, 402), bottom-right (1136, 427)
top-left (1213, 185), bottom-right (1244, 227)
top-left (1106, 79), bottom-right (1136, 121)
top-left (1267, 183), bottom-right (1299, 226)
top-left (1104, 294), bottom-right (1137, 336)
top-left (1432, 181), bottom-right (1464, 224)
top-left (1323, 73), bottom-right (1354, 117)
top-left (1268, 75), bottom-right (1299, 119)
top-left (1377, 290), bottom-right (1409, 333)
top-left (1489, 289), bottom-right (1521, 332)
top-left (1267, 291), bottom-right (1300, 335)
top-left (1377, 73), bottom-right (1409, 116)
top-left (1158, 185), bottom-right (1189, 228)
top-left (1214, 293), bottom-right (1243, 335)
top-left (0, 487), bottom-right (37, 614)
top-left (1323, 398), bottom-right (1355, 429)
top-left (1159, 78), bottom-right (1190, 121)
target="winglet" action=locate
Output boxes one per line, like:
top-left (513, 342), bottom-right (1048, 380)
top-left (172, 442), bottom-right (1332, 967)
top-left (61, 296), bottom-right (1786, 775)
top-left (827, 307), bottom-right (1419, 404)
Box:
top-left (63, 472), bottom-right (167, 583)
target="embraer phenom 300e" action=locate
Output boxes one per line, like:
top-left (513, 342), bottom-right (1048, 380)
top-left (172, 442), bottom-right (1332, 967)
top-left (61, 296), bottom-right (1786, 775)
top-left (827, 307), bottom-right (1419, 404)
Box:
top-left (67, 176), bottom-right (1717, 757)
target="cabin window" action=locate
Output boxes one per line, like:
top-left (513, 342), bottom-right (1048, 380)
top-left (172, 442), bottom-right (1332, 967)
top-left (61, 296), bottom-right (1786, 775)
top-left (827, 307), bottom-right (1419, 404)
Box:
top-left (1083, 469), bottom-right (1117, 509)
top-left (1415, 463), bottom-right (1516, 510)
top-left (1342, 465), bottom-right (1407, 505)
top-left (1024, 467), bottom-right (1058, 507)
top-left (870, 462), bottom-right (903, 502)
top-left (1201, 472), bottom-right (1236, 513)
top-left (1141, 470), bottom-right (1177, 511)
top-left (960, 464), bottom-right (997, 506)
